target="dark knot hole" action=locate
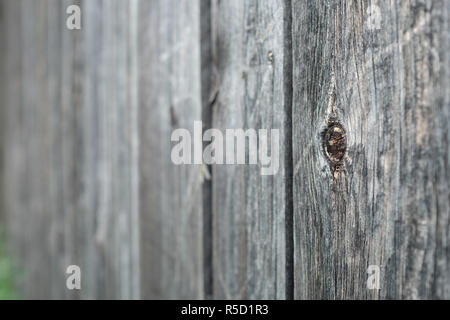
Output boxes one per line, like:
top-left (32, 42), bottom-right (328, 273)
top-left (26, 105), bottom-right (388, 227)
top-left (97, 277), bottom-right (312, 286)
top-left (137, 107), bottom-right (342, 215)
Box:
top-left (322, 122), bottom-right (347, 166)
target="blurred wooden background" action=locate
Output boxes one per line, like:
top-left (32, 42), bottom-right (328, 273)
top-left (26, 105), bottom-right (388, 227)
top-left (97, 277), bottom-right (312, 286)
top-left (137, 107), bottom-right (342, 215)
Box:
top-left (0, 0), bottom-right (448, 299)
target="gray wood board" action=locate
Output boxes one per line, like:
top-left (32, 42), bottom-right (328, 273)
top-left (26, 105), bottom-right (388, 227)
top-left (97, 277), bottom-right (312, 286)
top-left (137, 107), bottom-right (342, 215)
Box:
top-left (292, 0), bottom-right (450, 299)
top-left (211, 0), bottom-right (291, 299)
top-left (137, 0), bottom-right (204, 299)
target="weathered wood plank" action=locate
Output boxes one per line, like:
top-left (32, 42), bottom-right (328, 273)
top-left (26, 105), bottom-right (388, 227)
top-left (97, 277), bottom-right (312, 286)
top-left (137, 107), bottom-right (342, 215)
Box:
top-left (292, 0), bottom-right (450, 299)
top-left (59, 0), bottom-right (83, 299)
top-left (0, 0), bottom-right (27, 295)
top-left (1, 0), bottom-right (142, 299)
top-left (211, 0), bottom-right (291, 299)
top-left (138, 0), bottom-right (204, 299)
top-left (19, 0), bottom-right (53, 298)
top-left (77, 0), bottom-right (140, 299)
top-left (74, 0), bottom-right (141, 299)
top-left (0, 0), bottom-right (65, 299)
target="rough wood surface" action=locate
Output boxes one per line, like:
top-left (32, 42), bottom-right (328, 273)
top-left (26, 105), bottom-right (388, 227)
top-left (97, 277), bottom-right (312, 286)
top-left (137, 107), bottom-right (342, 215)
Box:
top-left (210, 0), bottom-right (291, 299)
top-left (292, 0), bottom-right (449, 299)
top-left (0, 0), bottom-right (448, 300)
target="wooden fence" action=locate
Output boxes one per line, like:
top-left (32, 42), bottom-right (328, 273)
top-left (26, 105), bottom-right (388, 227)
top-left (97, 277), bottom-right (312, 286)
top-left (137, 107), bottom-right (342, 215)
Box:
top-left (0, 0), bottom-right (449, 299)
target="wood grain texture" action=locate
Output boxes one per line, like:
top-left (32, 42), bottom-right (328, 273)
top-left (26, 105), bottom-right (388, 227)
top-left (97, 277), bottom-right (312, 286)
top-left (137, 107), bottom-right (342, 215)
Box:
top-left (138, 0), bottom-right (204, 299)
top-left (0, 0), bottom-right (448, 300)
top-left (210, 0), bottom-right (291, 299)
top-left (292, 0), bottom-right (450, 299)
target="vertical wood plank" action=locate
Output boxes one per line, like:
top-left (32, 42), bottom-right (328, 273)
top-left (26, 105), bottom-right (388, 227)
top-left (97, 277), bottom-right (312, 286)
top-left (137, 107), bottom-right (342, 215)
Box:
top-left (47, 0), bottom-right (66, 300)
top-left (20, 0), bottom-right (53, 298)
top-left (292, 0), bottom-right (450, 299)
top-left (59, 0), bottom-right (83, 299)
top-left (80, 0), bottom-right (140, 299)
top-left (138, 0), bottom-right (204, 299)
top-left (1, 0), bottom-right (142, 299)
top-left (78, 0), bottom-right (101, 299)
top-left (211, 0), bottom-right (291, 299)
top-left (0, 0), bottom-right (25, 295)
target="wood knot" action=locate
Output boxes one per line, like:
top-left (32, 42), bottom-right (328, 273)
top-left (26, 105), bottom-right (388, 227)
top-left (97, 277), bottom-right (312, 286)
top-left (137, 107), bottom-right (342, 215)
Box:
top-left (322, 122), bottom-right (346, 173)
top-left (268, 51), bottom-right (273, 63)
